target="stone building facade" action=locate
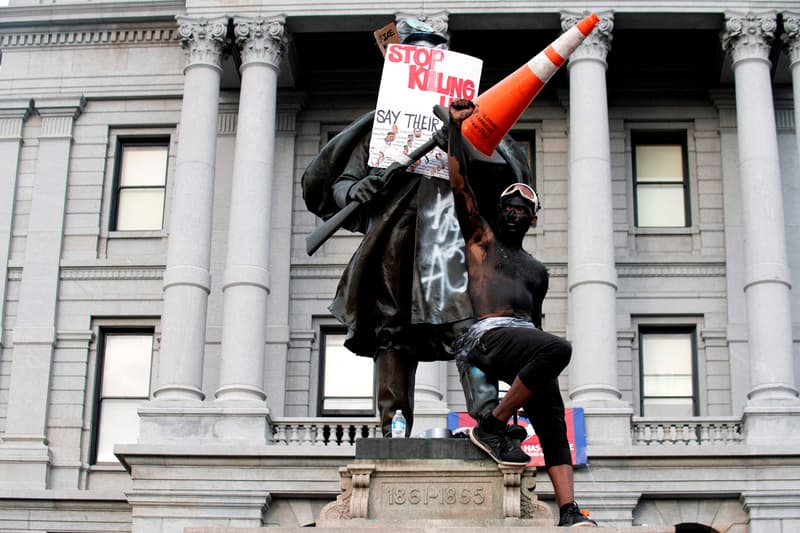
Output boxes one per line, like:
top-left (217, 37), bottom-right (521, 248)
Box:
top-left (0, 1), bottom-right (798, 532)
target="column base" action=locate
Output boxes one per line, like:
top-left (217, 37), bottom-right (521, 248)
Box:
top-left (412, 362), bottom-right (450, 437)
top-left (214, 384), bottom-right (268, 402)
top-left (577, 406), bottom-right (634, 451)
top-left (570, 491), bottom-right (642, 528)
top-left (742, 404), bottom-right (800, 448)
top-left (136, 399), bottom-right (271, 445)
top-left (119, 444), bottom-right (272, 533)
top-left (0, 438), bottom-right (50, 490)
top-left (741, 491), bottom-right (800, 533)
top-left (409, 404), bottom-right (450, 438)
top-left (127, 488), bottom-right (270, 533)
top-left (746, 383), bottom-right (800, 404)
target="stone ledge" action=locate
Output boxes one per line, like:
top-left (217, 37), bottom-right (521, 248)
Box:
top-left (187, 526), bottom-right (673, 532)
top-left (355, 437), bottom-right (486, 460)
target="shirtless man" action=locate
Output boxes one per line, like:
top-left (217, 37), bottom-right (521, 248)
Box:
top-left (447, 99), bottom-right (597, 528)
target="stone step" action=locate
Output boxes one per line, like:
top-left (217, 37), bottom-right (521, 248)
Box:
top-left (187, 526), bottom-right (673, 532)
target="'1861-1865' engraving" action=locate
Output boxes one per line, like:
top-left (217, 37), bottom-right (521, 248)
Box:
top-left (383, 483), bottom-right (488, 506)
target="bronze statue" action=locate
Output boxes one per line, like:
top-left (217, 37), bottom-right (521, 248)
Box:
top-left (302, 21), bottom-right (532, 437)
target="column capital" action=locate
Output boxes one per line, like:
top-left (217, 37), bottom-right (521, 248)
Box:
top-left (0, 99), bottom-right (33, 140)
top-left (0, 98), bottom-right (33, 120)
top-left (233, 15), bottom-right (287, 69)
top-left (33, 95), bottom-right (86, 117)
top-left (781, 12), bottom-right (800, 66)
top-left (176, 15), bottom-right (229, 70)
top-left (721, 11), bottom-right (777, 65)
top-left (562, 11), bottom-right (614, 64)
top-left (34, 95), bottom-right (86, 139)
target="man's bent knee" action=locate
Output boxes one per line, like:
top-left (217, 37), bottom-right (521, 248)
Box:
top-left (457, 355), bottom-right (499, 421)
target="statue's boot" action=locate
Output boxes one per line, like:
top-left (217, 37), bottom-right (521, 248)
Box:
top-left (457, 352), bottom-right (500, 421)
top-left (376, 349), bottom-right (418, 437)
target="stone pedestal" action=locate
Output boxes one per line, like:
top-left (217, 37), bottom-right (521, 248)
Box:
top-left (317, 438), bottom-right (552, 528)
top-left (171, 438), bottom-right (674, 532)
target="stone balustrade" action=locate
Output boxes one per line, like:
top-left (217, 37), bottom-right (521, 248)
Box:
top-left (271, 418), bottom-right (382, 446)
top-left (272, 416), bottom-right (745, 449)
top-left (631, 417), bottom-right (743, 447)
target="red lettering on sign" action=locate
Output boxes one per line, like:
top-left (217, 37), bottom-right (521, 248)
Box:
top-left (388, 44), bottom-right (445, 71)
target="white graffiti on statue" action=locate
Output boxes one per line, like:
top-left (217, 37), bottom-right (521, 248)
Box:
top-left (418, 187), bottom-right (468, 311)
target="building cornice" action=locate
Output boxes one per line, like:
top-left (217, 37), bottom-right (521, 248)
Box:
top-left (0, 1), bottom-right (185, 28)
top-left (3, 2), bottom-right (800, 29)
top-left (8, 265), bottom-right (165, 282)
top-left (0, 25), bottom-right (180, 49)
top-left (616, 262), bottom-right (726, 278)
top-left (182, 1), bottom-right (800, 18)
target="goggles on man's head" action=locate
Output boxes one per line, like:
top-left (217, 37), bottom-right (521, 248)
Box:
top-left (500, 183), bottom-right (540, 213)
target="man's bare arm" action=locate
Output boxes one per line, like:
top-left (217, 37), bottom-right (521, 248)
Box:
top-left (447, 100), bottom-right (485, 243)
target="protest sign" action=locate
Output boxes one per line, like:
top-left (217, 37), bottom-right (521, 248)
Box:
top-left (368, 43), bottom-right (482, 180)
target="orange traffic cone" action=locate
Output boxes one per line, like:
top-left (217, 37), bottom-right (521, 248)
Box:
top-left (462, 13), bottom-right (600, 156)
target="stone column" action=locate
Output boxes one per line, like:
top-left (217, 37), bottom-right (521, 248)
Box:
top-left (215, 16), bottom-right (286, 408)
top-left (151, 16), bottom-right (227, 402)
top-left (0, 99), bottom-right (32, 350)
top-left (562, 13), bottom-right (623, 402)
top-left (783, 13), bottom-right (800, 412)
top-left (722, 12), bottom-right (799, 404)
top-left (562, 12), bottom-right (631, 451)
top-left (0, 96), bottom-right (84, 489)
top-left (783, 13), bottom-right (800, 178)
top-left (413, 361), bottom-right (450, 435)
top-left (722, 12), bottom-right (800, 443)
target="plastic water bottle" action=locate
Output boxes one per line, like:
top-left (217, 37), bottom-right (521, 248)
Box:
top-left (391, 409), bottom-right (407, 438)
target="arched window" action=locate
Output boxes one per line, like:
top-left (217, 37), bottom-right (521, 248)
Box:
top-left (675, 523), bottom-right (719, 533)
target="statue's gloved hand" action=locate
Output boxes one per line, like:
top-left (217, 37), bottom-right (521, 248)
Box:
top-left (431, 105), bottom-right (450, 149)
top-left (346, 172), bottom-right (390, 203)
top-left (432, 126), bottom-right (449, 150)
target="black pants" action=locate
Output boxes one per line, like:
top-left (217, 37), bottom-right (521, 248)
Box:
top-left (471, 327), bottom-right (573, 468)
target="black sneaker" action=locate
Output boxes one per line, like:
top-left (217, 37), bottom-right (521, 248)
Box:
top-left (469, 425), bottom-right (530, 466)
top-left (558, 502), bottom-right (598, 527)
